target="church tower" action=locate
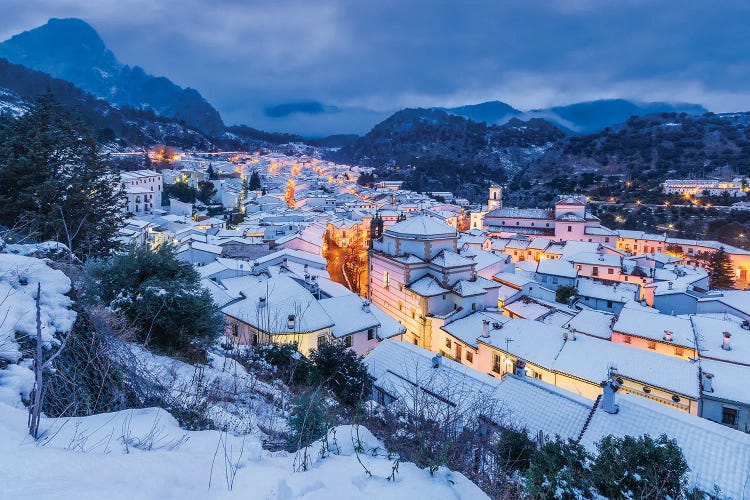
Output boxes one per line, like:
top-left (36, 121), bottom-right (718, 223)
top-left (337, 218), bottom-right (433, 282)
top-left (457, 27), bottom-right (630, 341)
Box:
top-left (488, 183), bottom-right (502, 211)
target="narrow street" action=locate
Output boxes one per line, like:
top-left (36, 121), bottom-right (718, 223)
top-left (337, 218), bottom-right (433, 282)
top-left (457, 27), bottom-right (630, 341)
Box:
top-left (323, 240), bottom-right (368, 296)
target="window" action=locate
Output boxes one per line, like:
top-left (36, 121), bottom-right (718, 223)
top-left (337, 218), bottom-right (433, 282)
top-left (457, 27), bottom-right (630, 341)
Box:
top-left (671, 395), bottom-right (681, 403)
top-left (647, 341), bottom-right (656, 350)
top-left (643, 386), bottom-right (652, 394)
top-left (398, 302), bottom-right (403, 311)
top-left (231, 323), bottom-right (239, 337)
top-left (606, 300), bottom-right (613, 309)
top-left (592, 266), bottom-right (599, 276)
top-left (445, 338), bottom-right (452, 349)
top-left (384, 271), bottom-right (390, 288)
top-left (567, 225), bottom-right (572, 232)
top-left (317, 335), bottom-right (326, 347)
top-left (623, 335), bottom-right (631, 344)
top-left (533, 372), bottom-right (542, 380)
top-left (492, 354), bottom-right (502, 373)
top-left (344, 336), bottom-right (352, 347)
top-left (466, 351), bottom-right (473, 363)
top-left (367, 328), bottom-right (375, 340)
top-left (722, 407), bottom-right (738, 426)
top-left (471, 303), bottom-right (476, 311)
top-left (552, 277), bottom-right (558, 284)
top-left (608, 268), bottom-right (614, 275)
top-left (605, 237), bottom-right (610, 243)
top-left (675, 347), bottom-right (684, 357)
top-left (252, 333), bottom-right (258, 346)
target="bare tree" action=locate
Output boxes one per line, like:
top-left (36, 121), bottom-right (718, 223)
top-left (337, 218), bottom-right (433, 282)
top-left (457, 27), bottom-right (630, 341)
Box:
top-left (29, 283), bottom-right (72, 438)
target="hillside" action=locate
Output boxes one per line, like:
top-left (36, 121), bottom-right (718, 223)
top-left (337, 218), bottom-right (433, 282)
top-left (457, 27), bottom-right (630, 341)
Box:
top-left (537, 111), bottom-right (750, 180)
top-left (0, 57), bottom-right (216, 149)
top-left (0, 18), bottom-right (225, 135)
top-left (332, 107), bottom-right (564, 200)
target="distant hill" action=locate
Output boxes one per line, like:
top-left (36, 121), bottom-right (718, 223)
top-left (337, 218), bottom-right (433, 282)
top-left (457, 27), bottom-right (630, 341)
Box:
top-left (442, 98), bottom-right (708, 134)
top-left (0, 18), bottom-right (225, 135)
top-left (333, 108), bottom-right (564, 200)
top-left (440, 101), bottom-right (520, 124)
top-left (536, 111), bottom-right (750, 179)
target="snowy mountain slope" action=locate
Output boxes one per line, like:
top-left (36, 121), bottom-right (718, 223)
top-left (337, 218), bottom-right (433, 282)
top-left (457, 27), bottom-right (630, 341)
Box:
top-left (0, 18), bottom-right (225, 136)
top-left (0, 250), bottom-right (485, 499)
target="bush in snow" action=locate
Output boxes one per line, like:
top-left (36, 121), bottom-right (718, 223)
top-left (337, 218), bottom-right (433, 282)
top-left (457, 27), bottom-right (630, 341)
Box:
top-left (287, 391), bottom-right (329, 453)
top-left (251, 342), bottom-right (315, 386)
top-left (524, 437), bottom-right (595, 499)
top-left (308, 342), bottom-right (372, 410)
top-left (88, 244), bottom-right (223, 360)
top-left (591, 434), bottom-right (689, 499)
top-left (495, 426), bottom-right (535, 474)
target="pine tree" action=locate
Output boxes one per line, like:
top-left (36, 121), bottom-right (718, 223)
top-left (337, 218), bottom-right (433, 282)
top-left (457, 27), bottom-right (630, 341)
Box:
top-left (0, 94), bottom-right (125, 258)
top-left (708, 246), bottom-right (735, 289)
top-left (247, 170), bottom-right (261, 191)
top-left (206, 163), bottom-right (217, 180)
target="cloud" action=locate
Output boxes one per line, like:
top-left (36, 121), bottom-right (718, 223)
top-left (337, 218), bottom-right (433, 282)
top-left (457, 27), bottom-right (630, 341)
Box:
top-left (2, 0), bottom-right (749, 135)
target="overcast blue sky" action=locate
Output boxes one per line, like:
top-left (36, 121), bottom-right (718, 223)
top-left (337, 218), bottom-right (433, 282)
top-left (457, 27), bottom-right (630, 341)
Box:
top-left (3, 0), bottom-right (750, 135)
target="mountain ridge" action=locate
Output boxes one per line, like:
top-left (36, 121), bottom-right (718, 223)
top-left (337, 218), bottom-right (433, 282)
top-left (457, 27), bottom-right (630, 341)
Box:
top-left (0, 18), bottom-right (225, 135)
top-left (442, 98), bottom-right (709, 134)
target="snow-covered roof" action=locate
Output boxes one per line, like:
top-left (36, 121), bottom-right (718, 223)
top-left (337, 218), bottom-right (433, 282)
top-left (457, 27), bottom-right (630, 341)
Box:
top-left (564, 309), bottom-right (615, 340)
top-left (691, 314), bottom-right (750, 365)
top-left (222, 275), bottom-right (334, 334)
top-left (485, 207), bottom-right (552, 219)
top-left (480, 319), bottom-right (700, 398)
top-left (407, 276), bottom-right (449, 297)
top-left (536, 258), bottom-right (578, 278)
top-left (566, 251), bottom-right (621, 267)
top-left (430, 249), bottom-right (475, 268)
top-left (451, 280), bottom-right (487, 297)
top-left (441, 309), bottom-right (510, 347)
top-left (319, 295), bottom-right (380, 338)
top-left (613, 308), bottom-right (694, 347)
top-left (581, 393), bottom-right (750, 500)
top-left (576, 278), bottom-right (639, 303)
top-left (384, 215), bottom-right (457, 240)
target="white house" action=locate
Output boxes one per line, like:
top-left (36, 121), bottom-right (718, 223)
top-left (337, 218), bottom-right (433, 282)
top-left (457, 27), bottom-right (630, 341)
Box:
top-left (120, 170), bottom-right (162, 214)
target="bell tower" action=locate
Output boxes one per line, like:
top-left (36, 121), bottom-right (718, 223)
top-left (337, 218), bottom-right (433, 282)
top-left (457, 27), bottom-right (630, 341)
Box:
top-left (488, 183), bottom-right (502, 211)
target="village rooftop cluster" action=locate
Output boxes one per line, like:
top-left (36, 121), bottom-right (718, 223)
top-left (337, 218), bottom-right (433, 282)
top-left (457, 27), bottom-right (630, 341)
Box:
top-left (113, 149), bottom-right (750, 497)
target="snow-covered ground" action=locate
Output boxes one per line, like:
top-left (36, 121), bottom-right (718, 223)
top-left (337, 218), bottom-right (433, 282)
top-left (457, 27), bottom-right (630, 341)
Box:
top-left (0, 250), bottom-right (486, 499)
top-left (0, 402), bottom-right (485, 499)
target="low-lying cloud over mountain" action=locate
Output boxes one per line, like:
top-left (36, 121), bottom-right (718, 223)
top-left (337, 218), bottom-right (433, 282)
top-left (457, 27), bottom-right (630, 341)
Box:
top-left (1, 1), bottom-right (748, 136)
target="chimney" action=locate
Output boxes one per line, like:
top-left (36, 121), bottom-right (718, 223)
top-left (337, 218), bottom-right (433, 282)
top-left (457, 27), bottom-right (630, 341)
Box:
top-left (668, 281), bottom-right (673, 290)
top-left (701, 370), bottom-right (714, 393)
top-left (514, 359), bottom-right (526, 377)
top-left (258, 296), bottom-right (267, 309)
top-left (287, 314), bottom-right (296, 330)
top-left (663, 330), bottom-right (673, 342)
top-left (721, 332), bottom-right (732, 351)
top-left (482, 319), bottom-right (490, 338)
top-left (362, 300), bottom-right (371, 313)
top-left (567, 327), bottom-right (576, 341)
top-left (601, 370), bottom-right (621, 414)
top-left (432, 354), bottom-right (442, 368)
